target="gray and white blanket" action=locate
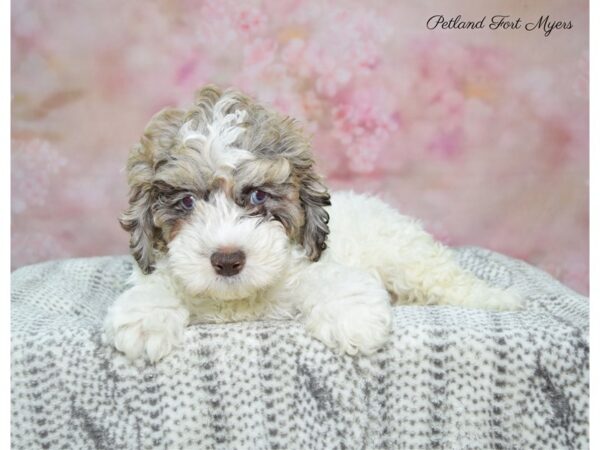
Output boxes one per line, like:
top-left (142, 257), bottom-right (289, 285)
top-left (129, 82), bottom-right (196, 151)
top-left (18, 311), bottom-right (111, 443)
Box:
top-left (11, 247), bottom-right (589, 450)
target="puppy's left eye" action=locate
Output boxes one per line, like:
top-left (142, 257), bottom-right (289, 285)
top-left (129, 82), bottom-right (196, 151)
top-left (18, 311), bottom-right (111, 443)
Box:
top-left (249, 189), bottom-right (268, 206)
top-left (180, 195), bottom-right (195, 210)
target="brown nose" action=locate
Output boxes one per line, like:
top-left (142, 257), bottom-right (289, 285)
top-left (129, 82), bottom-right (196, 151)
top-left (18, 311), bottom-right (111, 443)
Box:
top-left (210, 250), bottom-right (246, 276)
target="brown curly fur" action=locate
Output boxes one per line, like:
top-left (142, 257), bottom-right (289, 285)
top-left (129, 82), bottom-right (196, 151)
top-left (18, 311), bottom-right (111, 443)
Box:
top-left (120, 85), bottom-right (331, 273)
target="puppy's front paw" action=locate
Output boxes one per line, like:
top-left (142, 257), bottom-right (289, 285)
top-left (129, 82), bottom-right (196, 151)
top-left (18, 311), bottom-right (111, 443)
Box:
top-left (305, 286), bottom-right (393, 356)
top-left (104, 305), bottom-right (189, 363)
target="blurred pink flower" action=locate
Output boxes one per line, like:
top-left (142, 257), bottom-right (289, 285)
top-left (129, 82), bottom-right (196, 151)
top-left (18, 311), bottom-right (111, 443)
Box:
top-left (235, 6), bottom-right (268, 35)
top-left (10, 0), bottom-right (589, 294)
top-left (11, 139), bottom-right (67, 215)
top-left (243, 38), bottom-right (278, 70)
top-left (427, 128), bottom-right (464, 159)
top-left (332, 87), bottom-right (400, 173)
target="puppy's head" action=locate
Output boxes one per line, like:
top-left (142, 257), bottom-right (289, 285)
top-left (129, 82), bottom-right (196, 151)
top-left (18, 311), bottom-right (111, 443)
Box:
top-left (120, 85), bottom-right (330, 300)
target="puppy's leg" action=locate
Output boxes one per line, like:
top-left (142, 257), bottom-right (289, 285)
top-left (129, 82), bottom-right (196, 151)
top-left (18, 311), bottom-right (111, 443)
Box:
top-left (328, 192), bottom-right (522, 311)
top-left (103, 273), bottom-right (189, 362)
top-left (380, 238), bottom-right (523, 310)
top-left (287, 262), bottom-right (393, 355)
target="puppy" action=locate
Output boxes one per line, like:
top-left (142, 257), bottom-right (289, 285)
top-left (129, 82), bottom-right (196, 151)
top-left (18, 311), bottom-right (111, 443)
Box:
top-left (104, 85), bottom-right (522, 362)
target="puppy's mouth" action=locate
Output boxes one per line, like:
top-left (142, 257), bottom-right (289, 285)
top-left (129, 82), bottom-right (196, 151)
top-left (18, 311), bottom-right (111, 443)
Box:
top-left (204, 274), bottom-right (263, 302)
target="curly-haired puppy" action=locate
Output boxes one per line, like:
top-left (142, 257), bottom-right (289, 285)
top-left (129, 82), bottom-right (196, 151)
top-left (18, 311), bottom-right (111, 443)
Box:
top-left (104, 85), bottom-right (522, 362)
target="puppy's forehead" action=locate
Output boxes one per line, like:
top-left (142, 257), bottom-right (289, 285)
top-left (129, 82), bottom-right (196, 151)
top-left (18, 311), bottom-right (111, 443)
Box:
top-left (154, 93), bottom-right (299, 191)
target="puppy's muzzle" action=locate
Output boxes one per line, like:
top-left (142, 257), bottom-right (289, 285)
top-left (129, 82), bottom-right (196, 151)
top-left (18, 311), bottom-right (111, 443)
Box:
top-left (210, 250), bottom-right (246, 276)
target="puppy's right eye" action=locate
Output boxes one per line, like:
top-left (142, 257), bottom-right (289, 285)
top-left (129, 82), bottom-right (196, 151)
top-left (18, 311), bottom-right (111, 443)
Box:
top-left (180, 195), bottom-right (195, 210)
top-left (249, 189), bottom-right (268, 206)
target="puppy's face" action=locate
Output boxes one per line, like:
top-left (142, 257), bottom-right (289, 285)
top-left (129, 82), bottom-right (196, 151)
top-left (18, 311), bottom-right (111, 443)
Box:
top-left (121, 86), bottom-right (330, 300)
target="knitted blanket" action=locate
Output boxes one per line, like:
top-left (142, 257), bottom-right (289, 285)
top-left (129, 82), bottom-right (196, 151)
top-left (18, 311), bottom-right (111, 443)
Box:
top-left (11, 248), bottom-right (589, 450)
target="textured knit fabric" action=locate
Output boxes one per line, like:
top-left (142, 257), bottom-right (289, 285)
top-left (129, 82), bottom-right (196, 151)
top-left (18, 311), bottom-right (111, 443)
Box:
top-left (11, 247), bottom-right (589, 450)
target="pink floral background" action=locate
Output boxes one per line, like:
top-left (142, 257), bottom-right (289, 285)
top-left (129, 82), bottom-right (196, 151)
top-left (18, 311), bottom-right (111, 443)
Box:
top-left (11, 0), bottom-right (589, 294)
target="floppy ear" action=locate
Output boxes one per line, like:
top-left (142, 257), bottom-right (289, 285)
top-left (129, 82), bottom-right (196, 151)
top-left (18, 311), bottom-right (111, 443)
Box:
top-left (299, 171), bottom-right (331, 261)
top-left (119, 183), bottom-right (157, 274)
top-left (119, 107), bottom-right (185, 273)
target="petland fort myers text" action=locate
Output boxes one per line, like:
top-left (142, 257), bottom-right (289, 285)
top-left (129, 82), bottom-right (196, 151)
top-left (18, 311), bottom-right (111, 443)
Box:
top-left (426, 15), bottom-right (572, 37)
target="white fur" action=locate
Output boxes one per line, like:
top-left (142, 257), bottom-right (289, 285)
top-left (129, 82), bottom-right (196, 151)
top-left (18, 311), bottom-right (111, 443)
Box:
top-left (168, 192), bottom-right (291, 302)
top-left (179, 95), bottom-right (254, 172)
top-left (104, 191), bottom-right (523, 362)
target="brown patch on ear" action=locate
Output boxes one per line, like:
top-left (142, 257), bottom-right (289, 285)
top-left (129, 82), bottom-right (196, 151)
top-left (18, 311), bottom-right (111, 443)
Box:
top-left (119, 186), bottom-right (158, 273)
top-left (299, 171), bottom-right (331, 261)
top-left (121, 107), bottom-right (185, 273)
top-left (260, 115), bottom-right (331, 260)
